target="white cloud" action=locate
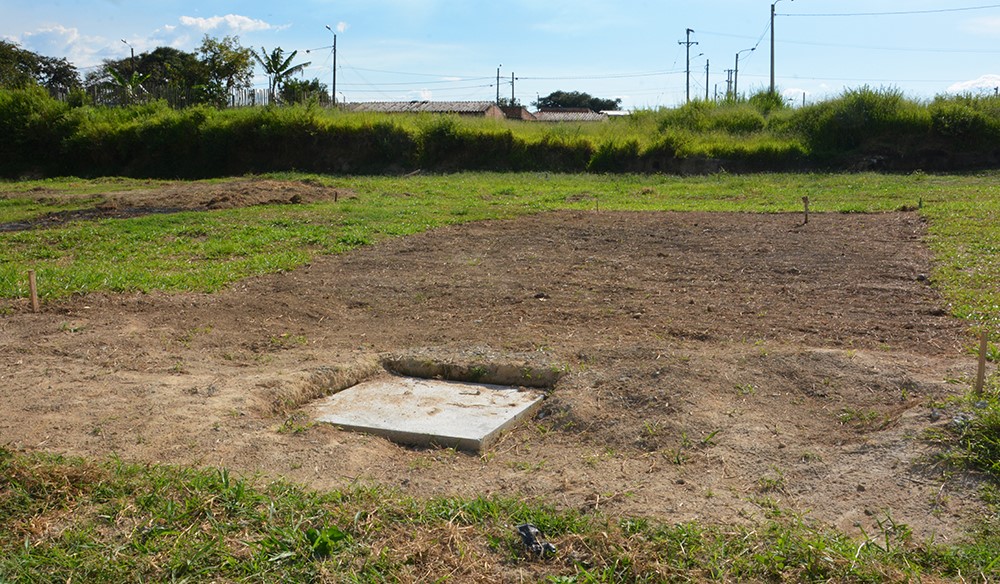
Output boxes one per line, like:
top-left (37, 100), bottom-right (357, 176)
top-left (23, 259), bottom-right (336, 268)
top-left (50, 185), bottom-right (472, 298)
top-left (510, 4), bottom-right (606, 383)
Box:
top-left (178, 14), bottom-right (275, 33)
top-left (336, 21), bottom-right (349, 33)
top-left (948, 74), bottom-right (1000, 93)
top-left (15, 25), bottom-right (106, 68)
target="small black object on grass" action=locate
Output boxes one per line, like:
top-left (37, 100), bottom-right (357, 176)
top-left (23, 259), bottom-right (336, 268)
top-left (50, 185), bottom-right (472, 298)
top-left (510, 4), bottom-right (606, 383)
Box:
top-left (517, 523), bottom-right (557, 557)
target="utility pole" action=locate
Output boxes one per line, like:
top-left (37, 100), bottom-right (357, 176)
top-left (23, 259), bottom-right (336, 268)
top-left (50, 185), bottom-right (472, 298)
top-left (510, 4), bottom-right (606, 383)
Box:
top-left (120, 39), bottom-right (135, 73)
top-left (496, 65), bottom-right (502, 105)
top-left (771, 0), bottom-right (793, 94)
top-left (734, 48), bottom-right (754, 100)
top-left (734, 53), bottom-right (739, 98)
top-left (325, 26), bottom-right (337, 106)
top-left (725, 69), bottom-right (734, 100)
top-left (678, 28), bottom-right (698, 103)
top-left (511, 72), bottom-right (515, 105)
top-left (705, 60), bottom-right (710, 102)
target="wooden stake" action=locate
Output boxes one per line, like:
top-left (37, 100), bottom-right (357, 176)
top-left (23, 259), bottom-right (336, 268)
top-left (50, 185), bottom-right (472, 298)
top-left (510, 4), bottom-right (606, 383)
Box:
top-left (802, 196), bottom-right (810, 224)
top-left (975, 330), bottom-right (988, 397)
top-left (28, 270), bottom-right (40, 313)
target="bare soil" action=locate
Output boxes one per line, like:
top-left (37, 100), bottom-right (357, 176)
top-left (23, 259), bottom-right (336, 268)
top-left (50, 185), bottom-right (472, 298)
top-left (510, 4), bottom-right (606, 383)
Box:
top-left (0, 180), bottom-right (986, 544)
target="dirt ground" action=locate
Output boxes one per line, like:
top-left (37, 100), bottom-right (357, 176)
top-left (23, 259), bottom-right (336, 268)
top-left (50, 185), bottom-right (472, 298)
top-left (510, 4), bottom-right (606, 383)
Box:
top-left (0, 179), bottom-right (988, 545)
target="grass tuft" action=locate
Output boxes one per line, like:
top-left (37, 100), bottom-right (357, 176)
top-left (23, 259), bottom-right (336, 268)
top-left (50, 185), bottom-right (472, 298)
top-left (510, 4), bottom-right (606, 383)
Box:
top-left (1, 447), bottom-right (998, 581)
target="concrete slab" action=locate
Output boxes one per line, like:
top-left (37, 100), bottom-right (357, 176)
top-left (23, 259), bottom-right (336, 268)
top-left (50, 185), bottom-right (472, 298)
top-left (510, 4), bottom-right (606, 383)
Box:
top-left (312, 376), bottom-right (545, 453)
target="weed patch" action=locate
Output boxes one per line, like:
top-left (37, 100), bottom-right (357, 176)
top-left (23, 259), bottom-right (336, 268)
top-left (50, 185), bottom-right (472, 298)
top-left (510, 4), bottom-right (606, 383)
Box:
top-left (2, 447), bottom-right (997, 581)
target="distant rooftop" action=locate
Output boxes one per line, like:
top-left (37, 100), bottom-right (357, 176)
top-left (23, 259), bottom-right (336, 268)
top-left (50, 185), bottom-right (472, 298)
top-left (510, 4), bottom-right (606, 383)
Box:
top-left (343, 101), bottom-right (500, 114)
top-left (533, 109), bottom-right (609, 122)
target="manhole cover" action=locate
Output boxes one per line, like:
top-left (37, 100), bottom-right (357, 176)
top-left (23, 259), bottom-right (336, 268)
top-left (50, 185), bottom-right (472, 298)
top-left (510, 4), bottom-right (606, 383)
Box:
top-left (312, 376), bottom-right (545, 452)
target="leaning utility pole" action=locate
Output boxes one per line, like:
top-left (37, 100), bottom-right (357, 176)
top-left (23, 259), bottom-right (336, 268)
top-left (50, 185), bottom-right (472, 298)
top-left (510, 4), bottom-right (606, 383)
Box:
top-left (735, 48), bottom-right (754, 100)
top-left (678, 28), bottom-right (698, 103)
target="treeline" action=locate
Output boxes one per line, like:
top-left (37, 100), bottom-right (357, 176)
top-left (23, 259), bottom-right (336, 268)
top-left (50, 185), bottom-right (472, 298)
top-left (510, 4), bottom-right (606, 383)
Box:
top-left (3, 86), bottom-right (1000, 178)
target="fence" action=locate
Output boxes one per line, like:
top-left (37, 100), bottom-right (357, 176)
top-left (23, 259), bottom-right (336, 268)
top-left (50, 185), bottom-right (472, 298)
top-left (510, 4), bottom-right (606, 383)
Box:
top-left (53, 85), bottom-right (331, 109)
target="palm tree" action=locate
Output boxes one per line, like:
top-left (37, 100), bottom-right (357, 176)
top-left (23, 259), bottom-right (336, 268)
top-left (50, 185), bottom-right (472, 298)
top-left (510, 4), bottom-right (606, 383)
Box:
top-left (108, 69), bottom-right (150, 105)
top-left (253, 47), bottom-right (310, 104)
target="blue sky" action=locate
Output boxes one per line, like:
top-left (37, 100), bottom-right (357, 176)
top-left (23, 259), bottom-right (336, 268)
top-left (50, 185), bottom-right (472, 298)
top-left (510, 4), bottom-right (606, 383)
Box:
top-left (5, 0), bottom-right (1000, 109)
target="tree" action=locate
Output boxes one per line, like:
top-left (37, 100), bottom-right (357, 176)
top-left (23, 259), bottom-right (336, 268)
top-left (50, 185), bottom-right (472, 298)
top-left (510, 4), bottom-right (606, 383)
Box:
top-left (107, 69), bottom-right (150, 105)
top-left (196, 35), bottom-right (254, 105)
top-left (253, 46), bottom-right (310, 103)
top-left (280, 78), bottom-right (329, 105)
top-left (134, 47), bottom-right (207, 88)
top-left (0, 40), bottom-right (80, 93)
top-left (533, 90), bottom-right (621, 111)
top-left (88, 47), bottom-right (207, 97)
top-left (497, 97), bottom-right (521, 108)
top-left (0, 41), bottom-right (35, 89)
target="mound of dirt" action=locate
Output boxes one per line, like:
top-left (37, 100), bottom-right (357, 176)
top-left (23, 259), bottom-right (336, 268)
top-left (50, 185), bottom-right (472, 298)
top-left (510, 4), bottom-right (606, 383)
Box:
top-left (101, 178), bottom-right (354, 210)
top-left (0, 207), bottom-right (986, 544)
top-left (1, 179), bottom-right (353, 231)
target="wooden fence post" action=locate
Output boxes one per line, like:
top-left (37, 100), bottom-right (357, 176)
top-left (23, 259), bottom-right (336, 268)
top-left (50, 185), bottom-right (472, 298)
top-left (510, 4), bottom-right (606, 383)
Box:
top-left (28, 270), bottom-right (40, 313)
top-left (975, 330), bottom-right (988, 397)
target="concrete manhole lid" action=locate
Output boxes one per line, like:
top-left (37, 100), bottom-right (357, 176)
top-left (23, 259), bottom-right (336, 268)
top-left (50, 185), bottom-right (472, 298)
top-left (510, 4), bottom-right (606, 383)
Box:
top-left (312, 376), bottom-right (546, 453)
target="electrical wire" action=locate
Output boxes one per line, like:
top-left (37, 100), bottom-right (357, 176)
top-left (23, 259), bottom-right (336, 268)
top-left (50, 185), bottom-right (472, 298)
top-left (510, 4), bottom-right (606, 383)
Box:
top-left (698, 30), bottom-right (1000, 54)
top-left (348, 66), bottom-right (491, 79)
top-left (519, 69), bottom-right (684, 81)
top-left (781, 3), bottom-right (1000, 17)
top-left (337, 73), bottom-right (491, 87)
top-left (739, 72), bottom-right (969, 84)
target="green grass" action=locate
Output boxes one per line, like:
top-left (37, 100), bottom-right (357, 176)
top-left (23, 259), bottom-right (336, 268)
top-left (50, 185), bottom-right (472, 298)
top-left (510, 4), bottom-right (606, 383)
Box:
top-left (9, 87), bottom-right (1000, 178)
top-left (3, 171), bottom-right (1000, 580)
top-left (3, 172), bottom-right (1000, 333)
top-left (1, 446), bottom-right (997, 582)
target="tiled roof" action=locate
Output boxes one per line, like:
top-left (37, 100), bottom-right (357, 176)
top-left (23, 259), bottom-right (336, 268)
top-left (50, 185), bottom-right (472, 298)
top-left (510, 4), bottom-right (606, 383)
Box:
top-left (533, 110), bottom-right (608, 122)
top-left (343, 101), bottom-right (498, 114)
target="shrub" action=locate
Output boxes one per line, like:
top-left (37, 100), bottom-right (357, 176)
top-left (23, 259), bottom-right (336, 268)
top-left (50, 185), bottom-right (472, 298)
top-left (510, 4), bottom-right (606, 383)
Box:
top-left (654, 100), bottom-right (766, 136)
top-left (748, 90), bottom-right (788, 116)
top-left (588, 139), bottom-right (640, 173)
top-left (929, 97), bottom-right (1000, 148)
top-left (0, 87), bottom-right (72, 177)
top-left (794, 86), bottom-right (931, 154)
top-left (520, 135), bottom-right (591, 172)
top-left (418, 116), bottom-right (520, 171)
top-left (708, 106), bottom-right (766, 135)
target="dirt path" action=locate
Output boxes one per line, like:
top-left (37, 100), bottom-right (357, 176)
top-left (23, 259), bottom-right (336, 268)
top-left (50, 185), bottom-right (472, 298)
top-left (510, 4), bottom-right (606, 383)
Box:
top-left (0, 189), bottom-right (984, 543)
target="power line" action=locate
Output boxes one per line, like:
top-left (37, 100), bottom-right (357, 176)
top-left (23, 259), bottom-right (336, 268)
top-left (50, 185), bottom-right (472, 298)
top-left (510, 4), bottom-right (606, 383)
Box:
top-left (347, 66), bottom-right (490, 79)
top-left (778, 40), bottom-right (1000, 54)
top-left (740, 72), bottom-right (971, 84)
top-left (338, 73), bottom-right (491, 87)
top-left (699, 30), bottom-right (1000, 54)
top-left (782, 3), bottom-right (1000, 17)
top-left (339, 82), bottom-right (494, 91)
top-left (519, 69), bottom-right (684, 81)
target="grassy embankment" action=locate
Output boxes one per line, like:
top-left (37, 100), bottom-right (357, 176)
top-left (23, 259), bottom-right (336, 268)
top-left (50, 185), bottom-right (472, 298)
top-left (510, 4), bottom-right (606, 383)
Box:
top-left (4, 86), bottom-right (1000, 177)
top-left (2, 172), bottom-right (999, 581)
